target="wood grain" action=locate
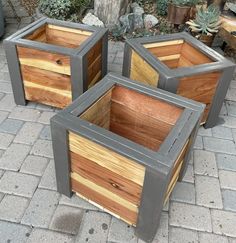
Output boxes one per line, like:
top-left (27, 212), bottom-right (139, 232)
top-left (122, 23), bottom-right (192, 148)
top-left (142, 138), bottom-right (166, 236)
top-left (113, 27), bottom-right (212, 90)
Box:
top-left (69, 132), bottom-right (145, 186)
top-left (47, 24), bottom-right (92, 36)
top-left (130, 50), bottom-right (159, 87)
top-left (143, 40), bottom-right (184, 49)
top-left (17, 46), bottom-right (71, 75)
top-left (25, 25), bottom-right (46, 42)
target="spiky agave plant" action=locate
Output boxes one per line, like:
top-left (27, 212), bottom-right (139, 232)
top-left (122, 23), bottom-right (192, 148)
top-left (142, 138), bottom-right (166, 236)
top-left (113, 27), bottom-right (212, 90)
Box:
top-left (186, 4), bottom-right (222, 35)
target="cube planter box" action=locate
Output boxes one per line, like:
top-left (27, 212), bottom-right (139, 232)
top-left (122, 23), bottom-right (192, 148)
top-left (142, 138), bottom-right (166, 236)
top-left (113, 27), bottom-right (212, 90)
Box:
top-left (51, 73), bottom-right (204, 242)
top-left (4, 17), bottom-right (108, 108)
top-left (123, 32), bottom-right (235, 128)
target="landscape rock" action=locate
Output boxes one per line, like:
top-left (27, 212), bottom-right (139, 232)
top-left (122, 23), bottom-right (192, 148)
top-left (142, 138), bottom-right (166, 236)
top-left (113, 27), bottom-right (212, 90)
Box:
top-left (144, 14), bottom-right (159, 29)
top-left (130, 2), bottom-right (144, 15)
top-left (119, 13), bottom-right (144, 32)
top-left (82, 13), bottom-right (104, 27)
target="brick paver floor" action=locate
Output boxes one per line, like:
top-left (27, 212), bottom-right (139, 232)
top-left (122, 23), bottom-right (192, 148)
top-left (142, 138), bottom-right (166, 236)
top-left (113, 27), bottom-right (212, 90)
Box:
top-left (0, 1), bottom-right (236, 242)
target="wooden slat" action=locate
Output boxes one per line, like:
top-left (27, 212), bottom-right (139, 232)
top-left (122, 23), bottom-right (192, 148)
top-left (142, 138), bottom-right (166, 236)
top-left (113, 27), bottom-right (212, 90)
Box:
top-left (17, 46), bottom-right (71, 75)
top-left (143, 40), bottom-right (184, 49)
top-left (130, 50), bottom-right (159, 87)
top-left (158, 54), bottom-right (180, 61)
top-left (25, 25), bottom-right (46, 42)
top-left (178, 55), bottom-right (194, 68)
top-left (110, 102), bottom-right (172, 151)
top-left (87, 55), bottom-right (102, 86)
top-left (88, 71), bottom-right (102, 89)
top-left (68, 132), bottom-right (145, 186)
top-left (47, 24), bottom-right (92, 36)
top-left (71, 177), bottom-right (138, 225)
top-left (112, 86), bottom-right (183, 125)
top-left (87, 40), bottom-right (103, 66)
top-left (70, 152), bottom-right (142, 205)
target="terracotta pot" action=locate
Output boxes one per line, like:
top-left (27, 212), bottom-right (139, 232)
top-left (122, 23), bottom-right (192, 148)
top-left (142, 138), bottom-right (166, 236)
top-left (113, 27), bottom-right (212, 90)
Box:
top-left (167, 3), bottom-right (191, 25)
top-left (197, 34), bottom-right (215, 47)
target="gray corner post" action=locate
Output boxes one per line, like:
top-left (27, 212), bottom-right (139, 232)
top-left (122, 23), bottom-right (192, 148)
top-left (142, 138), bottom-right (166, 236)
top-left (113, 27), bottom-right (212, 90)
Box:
top-left (101, 31), bottom-right (108, 77)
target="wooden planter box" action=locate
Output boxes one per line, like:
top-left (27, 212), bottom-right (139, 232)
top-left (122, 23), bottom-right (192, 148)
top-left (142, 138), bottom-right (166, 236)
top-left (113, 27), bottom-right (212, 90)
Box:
top-left (123, 32), bottom-right (236, 128)
top-left (4, 17), bottom-right (108, 108)
top-left (50, 73), bottom-right (204, 242)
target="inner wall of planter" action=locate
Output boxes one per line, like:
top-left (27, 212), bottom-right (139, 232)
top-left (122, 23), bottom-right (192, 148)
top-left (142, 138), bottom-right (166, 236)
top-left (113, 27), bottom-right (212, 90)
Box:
top-left (143, 39), bottom-right (216, 69)
top-left (24, 23), bottom-right (93, 48)
top-left (79, 85), bottom-right (184, 151)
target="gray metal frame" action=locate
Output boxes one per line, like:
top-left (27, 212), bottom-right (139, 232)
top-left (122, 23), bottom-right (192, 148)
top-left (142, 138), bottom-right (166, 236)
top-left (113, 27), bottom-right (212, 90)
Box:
top-left (3, 17), bottom-right (108, 107)
top-left (122, 32), bottom-right (236, 128)
top-left (50, 73), bottom-right (204, 242)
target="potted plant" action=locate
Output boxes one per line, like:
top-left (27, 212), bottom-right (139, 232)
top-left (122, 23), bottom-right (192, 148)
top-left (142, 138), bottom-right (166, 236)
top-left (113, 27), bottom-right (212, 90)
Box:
top-left (186, 4), bottom-right (221, 46)
top-left (167, 0), bottom-right (198, 25)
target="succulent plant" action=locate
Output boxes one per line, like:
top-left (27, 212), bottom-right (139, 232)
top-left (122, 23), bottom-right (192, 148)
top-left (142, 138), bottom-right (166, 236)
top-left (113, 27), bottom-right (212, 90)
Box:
top-left (172, 0), bottom-right (199, 7)
top-left (186, 4), bottom-right (221, 35)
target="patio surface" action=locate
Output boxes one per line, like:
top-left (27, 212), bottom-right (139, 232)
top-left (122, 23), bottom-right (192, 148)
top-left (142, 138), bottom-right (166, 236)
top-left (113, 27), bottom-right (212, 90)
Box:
top-left (1, 1), bottom-right (236, 243)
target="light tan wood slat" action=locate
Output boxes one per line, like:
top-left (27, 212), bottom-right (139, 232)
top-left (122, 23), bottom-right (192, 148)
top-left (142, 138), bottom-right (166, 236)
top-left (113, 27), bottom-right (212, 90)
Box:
top-left (143, 40), bottom-right (184, 49)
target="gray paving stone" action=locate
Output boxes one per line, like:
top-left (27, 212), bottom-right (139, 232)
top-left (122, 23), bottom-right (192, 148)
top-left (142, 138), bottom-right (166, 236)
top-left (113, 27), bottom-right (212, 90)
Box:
top-left (0, 81), bottom-right (12, 93)
top-left (59, 194), bottom-right (99, 211)
top-left (222, 116), bottom-right (236, 129)
top-left (194, 135), bottom-right (203, 149)
top-left (0, 93), bottom-right (16, 111)
top-left (217, 154), bottom-right (236, 172)
top-left (203, 137), bottom-right (236, 155)
top-left (31, 139), bottom-right (53, 158)
top-left (162, 199), bottom-right (169, 212)
top-left (0, 143), bottom-right (31, 171)
top-left (194, 150), bottom-right (218, 177)
top-left (195, 175), bottom-right (223, 209)
top-left (198, 232), bottom-right (229, 243)
top-left (197, 126), bottom-right (212, 137)
top-left (226, 101), bottom-right (236, 117)
top-left (0, 169), bottom-right (4, 178)
top-left (219, 170), bottom-right (236, 190)
top-left (37, 111), bottom-right (56, 124)
top-left (229, 238), bottom-right (236, 243)
top-left (0, 171), bottom-right (39, 197)
top-left (39, 125), bottom-right (51, 140)
top-left (222, 190), bottom-right (236, 212)
top-left (76, 211), bottom-right (111, 243)
top-left (0, 194), bottom-right (29, 222)
top-left (20, 155), bottom-right (49, 176)
top-left (169, 202), bottom-right (212, 232)
top-left (232, 129), bottom-right (236, 142)
top-left (39, 160), bottom-right (57, 191)
top-left (0, 220), bottom-right (31, 243)
top-left (14, 122), bottom-right (43, 145)
top-left (212, 210), bottom-right (236, 237)
top-left (0, 71), bottom-right (10, 82)
top-left (226, 88), bottom-right (236, 102)
top-left (108, 63), bottom-right (122, 74)
top-left (0, 118), bottom-right (24, 134)
top-left (26, 228), bottom-right (74, 243)
top-left (182, 164), bottom-right (194, 184)
top-left (0, 132), bottom-right (14, 149)
top-left (36, 103), bottom-right (54, 111)
top-left (152, 213), bottom-right (169, 243)
top-left (212, 126), bottom-right (233, 140)
top-left (170, 182), bottom-right (195, 204)
top-left (0, 110), bottom-right (8, 124)
top-left (169, 227), bottom-right (198, 243)
top-left (21, 189), bottom-right (60, 228)
top-left (49, 205), bottom-right (84, 235)
top-left (9, 107), bottom-right (41, 122)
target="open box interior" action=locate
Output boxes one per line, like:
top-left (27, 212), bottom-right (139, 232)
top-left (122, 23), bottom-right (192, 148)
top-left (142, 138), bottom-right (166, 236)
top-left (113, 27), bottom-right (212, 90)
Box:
top-left (143, 39), bottom-right (216, 69)
top-left (80, 85), bottom-right (184, 151)
top-left (24, 23), bottom-right (93, 48)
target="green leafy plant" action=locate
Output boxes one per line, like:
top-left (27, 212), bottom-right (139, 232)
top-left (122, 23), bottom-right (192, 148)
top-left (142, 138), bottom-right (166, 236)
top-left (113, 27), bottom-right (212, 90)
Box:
top-left (186, 4), bottom-right (221, 35)
top-left (157, 0), bottom-right (168, 15)
top-left (172, 0), bottom-right (199, 7)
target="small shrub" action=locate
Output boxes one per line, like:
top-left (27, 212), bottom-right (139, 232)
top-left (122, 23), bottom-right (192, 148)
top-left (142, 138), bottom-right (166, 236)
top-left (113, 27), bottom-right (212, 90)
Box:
top-left (157, 0), bottom-right (168, 16)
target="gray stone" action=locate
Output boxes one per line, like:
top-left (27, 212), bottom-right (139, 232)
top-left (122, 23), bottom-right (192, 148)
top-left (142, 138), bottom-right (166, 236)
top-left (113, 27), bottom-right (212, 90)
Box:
top-left (82, 13), bottom-right (104, 27)
top-left (182, 164), bottom-right (194, 184)
top-left (20, 155), bottom-right (49, 176)
top-left (0, 71), bottom-right (10, 82)
top-left (217, 154), bottom-right (236, 172)
top-left (194, 150), bottom-right (218, 177)
top-left (131, 2), bottom-right (144, 15)
top-left (14, 122), bottom-right (43, 145)
top-left (120, 13), bottom-right (144, 31)
top-left (212, 126), bottom-right (233, 140)
top-left (212, 210), bottom-right (236, 237)
top-left (0, 110), bottom-right (8, 124)
top-left (195, 175), bottom-right (223, 209)
top-left (49, 205), bottom-right (84, 234)
top-left (194, 136), bottom-right (203, 149)
top-left (0, 81), bottom-right (12, 93)
top-left (0, 118), bottom-right (24, 134)
top-left (37, 111), bottom-right (56, 124)
top-left (76, 211), bottom-right (111, 242)
top-left (39, 125), bottom-right (51, 140)
top-left (203, 137), bottom-right (236, 155)
top-left (226, 101), bottom-right (236, 117)
top-left (144, 14), bottom-right (159, 29)
top-left (39, 160), bottom-right (57, 191)
top-left (169, 227), bottom-right (198, 243)
top-left (0, 171), bottom-right (39, 197)
top-left (222, 190), bottom-right (236, 212)
top-left (31, 139), bottom-right (53, 158)
top-left (9, 107), bottom-right (41, 122)
top-left (152, 213), bottom-right (168, 243)
top-left (197, 126), bottom-right (212, 137)
top-left (0, 132), bottom-right (14, 149)
top-left (0, 192), bottom-right (4, 202)
top-left (198, 232), bottom-right (229, 243)
top-left (171, 182), bottom-right (195, 204)
top-left (0, 143), bottom-right (31, 171)
top-left (226, 88), bottom-right (236, 102)
top-left (229, 238), bottom-right (236, 243)
top-left (222, 116), bottom-right (236, 129)
top-left (0, 194), bottom-right (29, 222)
top-left (169, 202), bottom-right (212, 232)
top-left (35, 103), bottom-right (54, 111)
top-left (0, 94), bottom-right (16, 111)
top-left (27, 228), bottom-right (74, 243)
top-left (0, 221), bottom-right (31, 243)
top-left (21, 189), bottom-right (60, 228)
top-left (219, 170), bottom-right (236, 190)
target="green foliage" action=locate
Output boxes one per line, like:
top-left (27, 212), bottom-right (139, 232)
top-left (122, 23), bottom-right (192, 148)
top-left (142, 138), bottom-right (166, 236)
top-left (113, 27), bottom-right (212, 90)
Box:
top-left (186, 4), bottom-right (221, 35)
top-left (172, 0), bottom-right (199, 7)
top-left (157, 0), bottom-right (168, 15)
top-left (39, 0), bottom-right (92, 21)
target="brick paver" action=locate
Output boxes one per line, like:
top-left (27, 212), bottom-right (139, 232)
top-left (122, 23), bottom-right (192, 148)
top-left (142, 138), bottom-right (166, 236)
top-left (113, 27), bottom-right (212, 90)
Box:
top-left (0, 2), bottom-right (236, 241)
